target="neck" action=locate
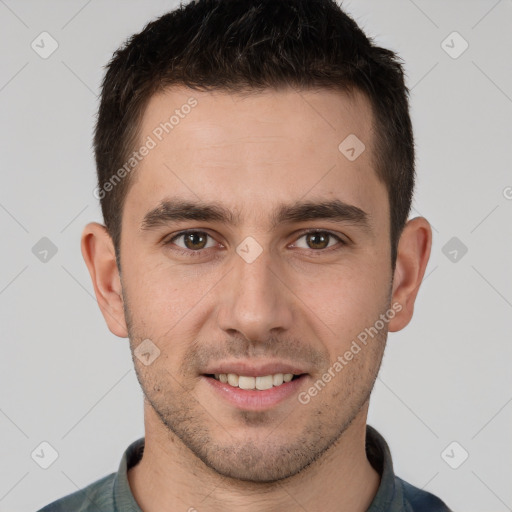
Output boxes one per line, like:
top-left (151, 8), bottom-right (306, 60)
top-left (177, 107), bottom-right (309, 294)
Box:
top-left (127, 404), bottom-right (380, 512)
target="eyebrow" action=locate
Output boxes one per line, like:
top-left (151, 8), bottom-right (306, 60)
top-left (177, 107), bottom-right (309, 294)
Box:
top-left (140, 196), bottom-right (372, 234)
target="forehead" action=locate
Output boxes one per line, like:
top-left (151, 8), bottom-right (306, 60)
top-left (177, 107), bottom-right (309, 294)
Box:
top-left (124, 85), bottom-right (386, 231)
top-left (139, 85), bottom-right (375, 156)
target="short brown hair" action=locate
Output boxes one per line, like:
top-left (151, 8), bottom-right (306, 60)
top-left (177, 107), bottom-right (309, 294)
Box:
top-left (94, 0), bottom-right (415, 271)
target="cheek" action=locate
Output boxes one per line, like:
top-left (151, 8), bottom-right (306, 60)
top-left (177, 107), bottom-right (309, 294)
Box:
top-left (297, 257), bottom-right (391, 340)
top-left (124, 255), bottom-right (221, 335)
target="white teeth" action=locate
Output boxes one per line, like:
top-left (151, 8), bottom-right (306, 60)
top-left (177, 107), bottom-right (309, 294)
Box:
top-left (256, 375), bottom-right (273, 390)
top-left (238, 376), bottom-right (255, 389)
top-left (273, 373), bottom-right (284, 386)
top-left (227, 373), bottom-right (239, 387)
top-left (213, 373), bottom-right (298, 390)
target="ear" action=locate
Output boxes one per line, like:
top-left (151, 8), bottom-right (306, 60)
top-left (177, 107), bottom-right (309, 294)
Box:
top-left (388, 216), bottom-right (432, 332)
top-left (81, 222), bottom-right (128, 338)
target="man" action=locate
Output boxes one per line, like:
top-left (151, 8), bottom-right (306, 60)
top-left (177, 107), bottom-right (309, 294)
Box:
top-left (38, 0), bottom-right (453, 510)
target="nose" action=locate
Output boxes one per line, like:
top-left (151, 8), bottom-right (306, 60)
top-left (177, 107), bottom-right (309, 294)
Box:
top-left (216, 244), bottom-right (294, 343)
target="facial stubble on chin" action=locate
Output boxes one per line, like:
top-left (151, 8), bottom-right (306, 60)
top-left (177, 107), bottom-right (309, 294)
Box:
top-left (121, 290), bottom-right (389, 483)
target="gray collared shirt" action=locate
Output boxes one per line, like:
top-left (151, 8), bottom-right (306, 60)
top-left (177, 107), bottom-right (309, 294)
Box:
top-left (37, 425), bottom-right (453, 511)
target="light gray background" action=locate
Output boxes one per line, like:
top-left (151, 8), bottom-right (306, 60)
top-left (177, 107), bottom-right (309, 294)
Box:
top-left (1, 1), bottom-right (511, 511)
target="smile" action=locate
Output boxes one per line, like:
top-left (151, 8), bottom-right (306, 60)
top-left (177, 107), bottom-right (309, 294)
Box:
top-left (208, 373), bottom-right (302, 390)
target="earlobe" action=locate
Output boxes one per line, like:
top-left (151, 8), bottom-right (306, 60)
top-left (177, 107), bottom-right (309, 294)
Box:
top-left (81, 222), bottom-right (128, 338)
top-left (388, 217), bottom-right (432, 332)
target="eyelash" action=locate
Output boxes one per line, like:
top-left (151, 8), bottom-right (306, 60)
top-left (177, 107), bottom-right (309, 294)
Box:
top-left (163, 229), bottom-right (347, 257)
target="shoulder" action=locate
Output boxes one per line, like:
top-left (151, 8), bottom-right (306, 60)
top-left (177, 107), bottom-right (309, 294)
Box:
top-left (397, 476), bottom-right (454, 512)
top-left (36, 472), bottom-right (116, 512)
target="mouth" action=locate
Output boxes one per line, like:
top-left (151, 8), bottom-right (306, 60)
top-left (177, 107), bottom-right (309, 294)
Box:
top-left (201, 372), bottom-right (309, 411)
top-left (203, 372), bottom-right (305, 391)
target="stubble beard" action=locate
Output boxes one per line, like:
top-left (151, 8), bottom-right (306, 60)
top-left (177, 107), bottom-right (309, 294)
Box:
top-left (123, 293), bottom-right (388, 483)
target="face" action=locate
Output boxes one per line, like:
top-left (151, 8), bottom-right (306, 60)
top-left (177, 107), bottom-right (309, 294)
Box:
top-left (119, 86), bottom-right (394, 482)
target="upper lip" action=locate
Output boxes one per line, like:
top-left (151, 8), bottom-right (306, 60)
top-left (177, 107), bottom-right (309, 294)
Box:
top-left (202, 361), bottom-right (309, 377)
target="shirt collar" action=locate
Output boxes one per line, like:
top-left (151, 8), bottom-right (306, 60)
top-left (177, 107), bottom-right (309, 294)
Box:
top-left (365, 424), bottom-right (407, 510)
top-left (112, 436), bottom-right (145, 512)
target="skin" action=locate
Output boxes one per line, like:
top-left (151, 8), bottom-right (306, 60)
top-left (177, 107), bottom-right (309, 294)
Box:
top-left (81, 86), bottom-right (431, 511)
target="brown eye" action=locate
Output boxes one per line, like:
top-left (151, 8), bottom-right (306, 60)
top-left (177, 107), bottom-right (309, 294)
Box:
top-left (305, 232), bottom-right (330, 249)
top-left (293, 230), bottom-right (344, 251)
top-left (182, 232), bottom-right (208, 250)
top-left (166, 231), bottom-right (216, 252)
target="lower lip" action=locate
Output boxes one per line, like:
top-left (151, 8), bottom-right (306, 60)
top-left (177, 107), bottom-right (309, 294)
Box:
top-left (202, 375), bottom-right (308, 411)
